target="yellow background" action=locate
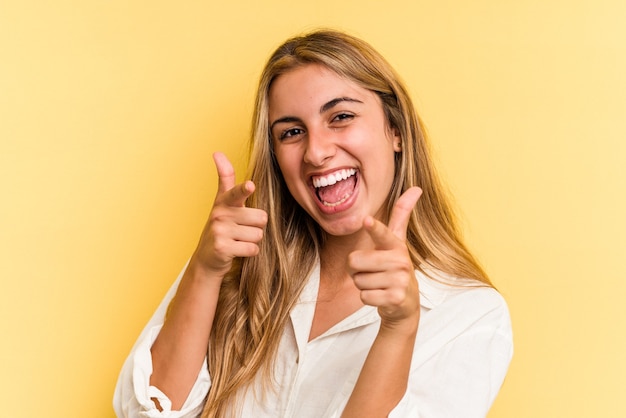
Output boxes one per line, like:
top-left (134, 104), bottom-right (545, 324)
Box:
top-left (1, 0), bottom-right (625, 416)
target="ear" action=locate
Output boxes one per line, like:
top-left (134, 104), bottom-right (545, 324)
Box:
top-left (391, 127), bottom-right (402, 152)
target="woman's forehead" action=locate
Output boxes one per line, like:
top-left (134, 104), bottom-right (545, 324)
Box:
top-left (267, 64), bottom-right (377, 117)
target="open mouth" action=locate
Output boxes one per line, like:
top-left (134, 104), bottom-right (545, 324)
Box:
top-left (312, 168), bottom-right (358, 207)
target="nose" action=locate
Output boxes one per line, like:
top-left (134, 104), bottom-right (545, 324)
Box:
top-left (303, 128), bottom-right (336, 166)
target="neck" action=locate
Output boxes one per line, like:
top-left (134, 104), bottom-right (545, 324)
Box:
top-left (319, 230), bottom-right (374, 283)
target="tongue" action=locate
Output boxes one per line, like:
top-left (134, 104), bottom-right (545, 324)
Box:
top-left (317, 176), bottom-right (356, 204)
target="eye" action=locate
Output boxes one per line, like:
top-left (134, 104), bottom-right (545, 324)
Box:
top-left (332, 113), bottom-right (354, 123)
top-left (279, 127), bottom-right (306, 141)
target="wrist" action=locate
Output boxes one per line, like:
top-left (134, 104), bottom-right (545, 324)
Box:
top-left (378, 313), bottom-right (419, 339)
top-left (189, 250), bottom-right (232, 278)
top-left (186, 254), bottom-right (229, 287)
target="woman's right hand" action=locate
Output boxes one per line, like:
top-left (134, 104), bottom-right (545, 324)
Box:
top-left (150, 152), bottom-right (266, 411)
top-left (191, 152), bottom-right (268, 278)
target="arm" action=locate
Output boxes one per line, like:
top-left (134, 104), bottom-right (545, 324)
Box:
top-left (342, 304), bottom-right (512, 418)
top-left (343, 188), bottom-right (422, 417)
top-left (113, 261), bottom-right (210, 418)
top-left (149, 152), bottom-right (267, 410)
top-left (341, 319), bottom-right (419, 417)
top-left (343, 273), bottom-right (513, 418)
top-left (148, 258), bottom-right (223, 410)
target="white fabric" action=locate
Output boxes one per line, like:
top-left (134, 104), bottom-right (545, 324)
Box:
top-left (114, 263), bottom-right (513, 418)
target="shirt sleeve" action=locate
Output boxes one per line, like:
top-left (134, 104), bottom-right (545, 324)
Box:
top-left (113, 262), bottom-right (212, 418)
top-left (389, 289), bottom-right (513, 418)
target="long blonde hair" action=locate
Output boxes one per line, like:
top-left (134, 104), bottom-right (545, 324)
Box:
top-left (202, 29), bottom-right (491, 417)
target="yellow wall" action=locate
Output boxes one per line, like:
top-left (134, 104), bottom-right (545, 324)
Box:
top-left (1, 1), bottom-right (624, 416)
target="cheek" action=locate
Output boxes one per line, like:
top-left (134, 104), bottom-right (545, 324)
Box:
top-left (274, 142), bottom-right (306, 174)
top-left (274, 149), bottom-right (303, 195)
top-left (373, 147), bottom-right (399, 194)
top-left (274, 149), bottom-right (293, 178)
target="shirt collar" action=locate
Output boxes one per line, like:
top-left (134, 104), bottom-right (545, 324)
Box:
top-left (290, 262), bottom-right (453, 346)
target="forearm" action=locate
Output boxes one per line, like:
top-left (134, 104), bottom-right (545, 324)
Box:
top-left (342, 320), bottom-right (418, 418)
top-left (150, 257), bottom-right (223, 410)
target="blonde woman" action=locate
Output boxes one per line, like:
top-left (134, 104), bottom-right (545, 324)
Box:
top-left (114, 29), bottom-right (512, 418)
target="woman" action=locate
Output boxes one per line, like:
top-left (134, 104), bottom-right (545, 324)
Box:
top-left (114, 29), bottom-right (512, 418)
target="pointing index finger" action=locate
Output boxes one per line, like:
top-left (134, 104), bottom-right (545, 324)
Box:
top-left (226, 180), bottom-right (255, 207)
top-left (362, 216), bottom-right (399, 250)
top-left (362, 187), bottom-right (421, 250)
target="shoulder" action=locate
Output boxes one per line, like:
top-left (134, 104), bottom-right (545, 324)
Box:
top-left (416, 267), bottom-right (512, 337)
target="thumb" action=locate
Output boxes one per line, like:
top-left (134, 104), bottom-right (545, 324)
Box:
top-left (213, 152), bottom-right (236, 195)
top-left (387, 187), bottom-right (422, 240)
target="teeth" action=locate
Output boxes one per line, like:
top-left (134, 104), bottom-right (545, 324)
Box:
top-left (312, 169), bottom-right (356, 189)
top-left (322, 193), bottom-right (351, 207)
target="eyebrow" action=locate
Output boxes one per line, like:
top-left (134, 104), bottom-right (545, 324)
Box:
top-left (270, 116), bottom-right (302, 132)
top-left (270, 97), bottom-right (364, 132)
top-left (319, 96), bottom-right (363, 113)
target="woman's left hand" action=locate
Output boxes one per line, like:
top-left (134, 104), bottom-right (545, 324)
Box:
top-left (348, 187), bottom-right (423, 332)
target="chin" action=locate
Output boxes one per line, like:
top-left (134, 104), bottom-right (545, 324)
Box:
top-left (316, 216), bottom-right (364, 237)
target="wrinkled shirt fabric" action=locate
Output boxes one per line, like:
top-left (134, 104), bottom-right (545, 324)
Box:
top-left (114, 263), bottom-right (513, 417)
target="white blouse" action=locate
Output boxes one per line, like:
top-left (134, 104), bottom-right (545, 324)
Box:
top-left (114, 263), bottom-right (513, 418)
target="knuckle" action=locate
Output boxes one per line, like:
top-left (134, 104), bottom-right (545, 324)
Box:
top-left (396, 273), bottom-right (410, 289)
top-left (212, 239), bottom-right (230, 259)
top-left (210, 222), bottom-right (227, 237)
top-left (398, 257), bottom-right (413, 273)
top-left (389, 289), bottom-right (405, 305)
top-left (209, 208), bottom-right (229, 223)
top-left (352, 274), bottom-right (363, 289)
top-left (347, 252), bottom-right (359, 267)
top-left (359, 291), bottom-right (370, 304)
top-left (212, 243), bottom-right (225, 257)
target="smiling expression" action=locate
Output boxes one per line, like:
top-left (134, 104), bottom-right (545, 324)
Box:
top-left (269, 64), bottom-right (401, 237)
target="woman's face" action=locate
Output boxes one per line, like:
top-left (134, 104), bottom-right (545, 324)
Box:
top-left (269, 64), bottom-right (401, 237)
